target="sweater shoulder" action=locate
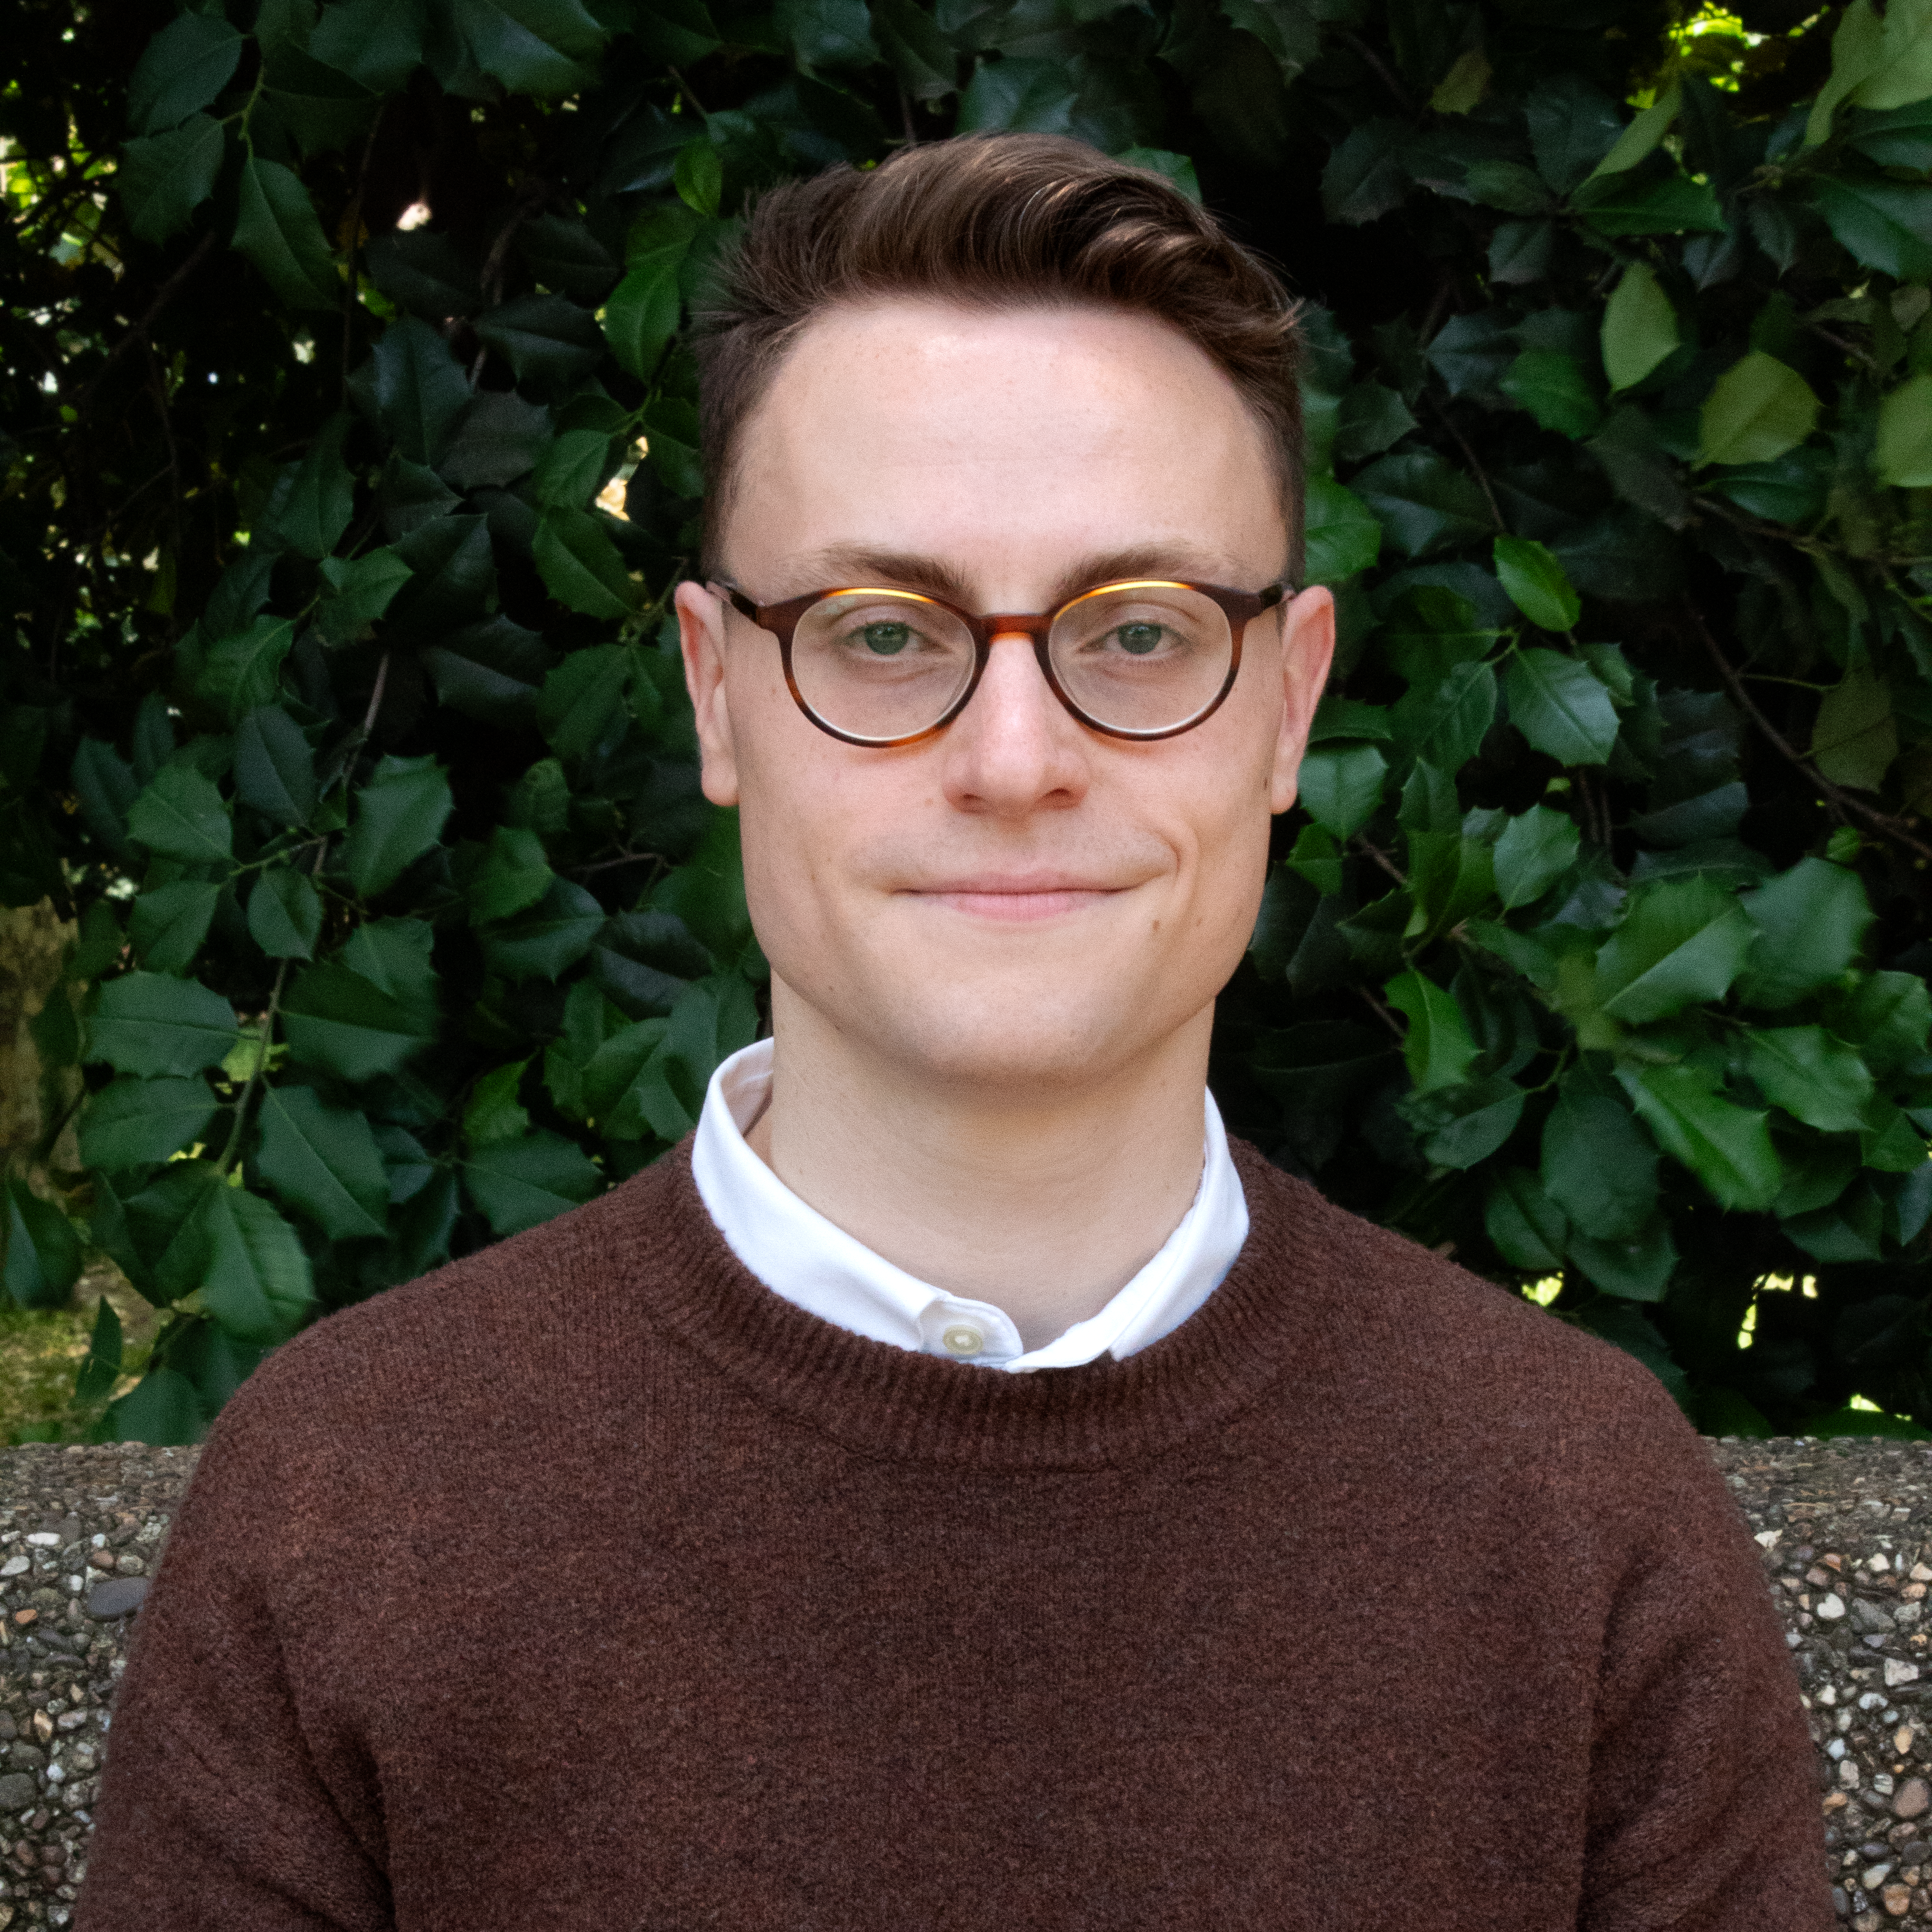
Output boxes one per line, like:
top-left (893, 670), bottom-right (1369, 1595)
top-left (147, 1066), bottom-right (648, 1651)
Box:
top-left (1231, 1143), bottom-right (1692, 1452)
top-left (210, 1148), bottom-right (696, 1448)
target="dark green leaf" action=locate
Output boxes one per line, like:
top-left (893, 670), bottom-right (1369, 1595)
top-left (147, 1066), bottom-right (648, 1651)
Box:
top-left (1569, 1216), bottom-right (1677, 1301)
top-left (1617, 1063), bottom-right (1782, 1211)
top-left (454, 0), bottom-right (607, 92)
top-left (158, 1181), bottom-right (316, 1343)
top-left (1829, 972), bottom-right (1932, 1072)
top-left (120, 115), bottom-right (225, 244)
top-left (1352, 453), bottom-right (1493, 558)
top-left (130, 12), bottom-right (245, 134)
top-left (130, 880), bottom-right (220, 975)
top-left (1736, 859), bottom-right (1874, 1008)
top-left (86, 972), bottom-right (238, 1078)
top-left (126, 763), bottom-right (231, 863)
top-left (531, 428), bottom-right (614, 509)
top-left (1594, 875), bottom-right (1756, 1022)
top-left (310, 0), bottom-right (428, 89)
top-left (1301, 477), bottom-right (1382, 585)
top-left (868, 0), bottom-right (954, 100)
top-left (674, 138), bottom-right (724, 216)
top-left (1526, 74), bottom-right (1623, 191)
top-left (1494, 806), bottom-right (1579, 909)
top-left (1541, 1081), bottom-right (1658, 1239)
top-left (261, 418), bottom-right (355, 560)
top-left (197, 616), bottom-right (297, 722)
top-left (234, 157), bottom-right (339, 310)
top-left (1412, 1075), bottom-right (1525, 1169)
top-left (1745, 1025), bottom-right (1874, 1133)
top-left (1811, 177), bottom-right (1932, 282)
top-left (1499, 350), bottom-right (1602, 437)
top-left (3, 1181), bottom-right (82, 1311)
top-left (74, 1298), bottom-right (124, 1405)
top-left (1484, 1166), bottom-right (1567, 1270)
top-left (537, 642), bottom-right (633, 757)
top-left (343, 754), bottom-right (454, 898)
top-left (261, 40), bottom-right (380, 154)
top-left (1600, 261), bottom-right (1680, 391)
top-left (604, 253), bottom-right (685, 382)
top-left (1320, 120), bottom-right (1410, 225)
top-left (72, 739), bottom-right (140, 859)
top-left (1493, 537), bottom-right (1581, 633)
top-left (1573, 168), bottom-right (1725, 236)
top-left (1811, 665), bottom-right (1898, 792)
top-left (1698, 351), bottom-right (1821, 467)
top-left (438, 390), bottom-right (554, 490)
top-left (1504, 650), bottom-right (1619, 765)
top-left (632, 0), bottom-right (721, 64)
top-left (1295, 742), bottom-right (1385, 838)
top-left (474, 294), bottom-right (604, 389)
top-left (282, 958), bottom-right (437, 1081)
top-left (463, 1131), bottom-right (603, 1237)
top-left (247, 866), bottom-right (324, 960)
top-left (775, 0), bottom-right (878, 67)
top-left (104, 1367), bottom-right (206, 1447)
top-left (257, 1085), bottom-right (389, 1239)
top-left (469, 825), bottom-right (555, 923)
top-left (478, 877), bottom-right (604, 981)
top-left (369, 316), bottom-right (471, 466)
top-left (77, 1077), bottom-right (219, 1171)
top-left (235, 707), bottom-right (318, 825)
top-left (464, 1058), bottom-right (532, 1147)
top-left (422, 616), bottom-right (550, 726)
top-left (517, 212), bottom-right (618, 302)
top-left (1384, 968), bottom-right (1479, 1094)
top-left (365, 228), bottom-right (482, 319)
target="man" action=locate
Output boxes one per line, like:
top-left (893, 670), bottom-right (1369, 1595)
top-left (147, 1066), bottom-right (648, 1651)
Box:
top-left (80, 134), bottom-right (1826, 1929)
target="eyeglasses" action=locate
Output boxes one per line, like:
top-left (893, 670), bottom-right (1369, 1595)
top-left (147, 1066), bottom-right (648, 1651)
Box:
top-left (715, 578), bottom-right (1287, 747)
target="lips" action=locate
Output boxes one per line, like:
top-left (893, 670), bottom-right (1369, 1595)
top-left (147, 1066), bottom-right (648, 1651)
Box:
top-left (904, 874), bottom-right (1131, 921)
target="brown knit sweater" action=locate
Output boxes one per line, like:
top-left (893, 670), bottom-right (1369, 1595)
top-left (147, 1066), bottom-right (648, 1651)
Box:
top-left (78, 1140), bottom-right (1829, 1930)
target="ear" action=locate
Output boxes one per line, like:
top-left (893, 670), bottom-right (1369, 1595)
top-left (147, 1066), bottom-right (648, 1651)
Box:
top-left (1268, 585), bottom-right (1337, 816)
top-left (676, 580), bottom-right (741, 807)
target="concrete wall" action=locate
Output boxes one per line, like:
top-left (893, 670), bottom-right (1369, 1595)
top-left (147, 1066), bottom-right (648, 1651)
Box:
top-left (0, 1434), bottom-right (1920, 1928)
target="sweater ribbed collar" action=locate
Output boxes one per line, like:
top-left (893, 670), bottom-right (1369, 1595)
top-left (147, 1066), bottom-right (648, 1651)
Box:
top-left (604, 1139), bottom-right (1333, 1472)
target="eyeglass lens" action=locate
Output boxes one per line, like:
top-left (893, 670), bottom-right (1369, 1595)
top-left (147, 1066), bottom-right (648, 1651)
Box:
top-left (788, 583), bottom-right (1237, 742)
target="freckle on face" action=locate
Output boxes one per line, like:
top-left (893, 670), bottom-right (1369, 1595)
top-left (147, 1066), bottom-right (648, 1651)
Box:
top-left (707, 298), bottom-right (1313, 1092)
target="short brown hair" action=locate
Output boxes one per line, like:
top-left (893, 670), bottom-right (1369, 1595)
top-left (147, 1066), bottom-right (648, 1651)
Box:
top-left (692, 132), bottom-right (1305, 580)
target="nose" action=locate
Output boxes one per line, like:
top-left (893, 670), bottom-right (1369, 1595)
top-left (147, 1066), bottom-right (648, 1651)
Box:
top-left (938, 630), bottom-right (1091, 818)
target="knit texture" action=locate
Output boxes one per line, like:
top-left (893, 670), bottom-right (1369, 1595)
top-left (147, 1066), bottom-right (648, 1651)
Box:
top-left (78, 1141), bottom-right (1829, 1931)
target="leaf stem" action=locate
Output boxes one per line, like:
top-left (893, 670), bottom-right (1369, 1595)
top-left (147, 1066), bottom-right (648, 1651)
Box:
top-left (1684, 600), bottom-right (1932, 864)
top-left (216, 956), bottom-right (290, 1176)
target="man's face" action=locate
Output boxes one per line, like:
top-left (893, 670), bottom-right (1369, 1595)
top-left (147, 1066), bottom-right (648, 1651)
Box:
top-left (677, 299), bottom-right (1334, 1097)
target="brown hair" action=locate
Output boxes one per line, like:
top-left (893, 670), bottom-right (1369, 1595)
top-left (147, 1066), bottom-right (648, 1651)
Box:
top-left (691, 132), bottom-right (1305, 581)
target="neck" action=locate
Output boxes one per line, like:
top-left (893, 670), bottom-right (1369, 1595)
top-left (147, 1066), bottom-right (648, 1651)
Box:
top-left (745, 983), bottom-right (1214, 1351)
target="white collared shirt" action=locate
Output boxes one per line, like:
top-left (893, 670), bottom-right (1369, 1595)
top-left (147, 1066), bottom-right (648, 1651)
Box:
top-left (690, 1039), bottom-right (1249, 1371)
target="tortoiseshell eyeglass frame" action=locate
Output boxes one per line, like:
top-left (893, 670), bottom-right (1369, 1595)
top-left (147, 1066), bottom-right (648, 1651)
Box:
top-left (713, 579), bottom-right (1290, 748)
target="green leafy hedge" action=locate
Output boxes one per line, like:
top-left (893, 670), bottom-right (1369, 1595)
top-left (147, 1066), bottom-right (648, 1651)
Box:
top-left (3, 0), bottom-right (1930, 1442)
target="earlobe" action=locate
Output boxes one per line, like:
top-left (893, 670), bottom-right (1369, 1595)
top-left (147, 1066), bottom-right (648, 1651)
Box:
top-left (1268, 585), bottom-right (1337, 816)
top-left (675, 579), bottom-right (742, 807)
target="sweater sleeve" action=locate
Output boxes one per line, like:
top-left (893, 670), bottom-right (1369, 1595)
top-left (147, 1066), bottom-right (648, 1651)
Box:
top-left (74, 1387), bottom-right (391, 1931)
top-left (1579, 1379), bottom-right (1832, 1932)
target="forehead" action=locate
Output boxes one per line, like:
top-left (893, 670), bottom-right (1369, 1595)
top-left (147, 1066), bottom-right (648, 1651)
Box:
top-left (720, 299), bottom-right (1285, 591)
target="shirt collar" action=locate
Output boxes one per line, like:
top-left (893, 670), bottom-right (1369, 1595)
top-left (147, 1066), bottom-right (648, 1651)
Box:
top-left (690, 1039), bottom-right (1248, 1372)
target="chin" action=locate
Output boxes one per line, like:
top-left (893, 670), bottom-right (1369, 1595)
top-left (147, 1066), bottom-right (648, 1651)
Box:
top-left (864, 983), bottom-right (1179, 1096)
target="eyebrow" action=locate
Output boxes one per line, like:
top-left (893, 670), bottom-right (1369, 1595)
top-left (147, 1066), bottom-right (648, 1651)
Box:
top-left (768, 543), bottom-right (1261, 612)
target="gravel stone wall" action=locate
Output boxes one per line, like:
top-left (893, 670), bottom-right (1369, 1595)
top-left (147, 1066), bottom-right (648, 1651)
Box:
top-left (0, 1434), bottom-right (1923, 1927)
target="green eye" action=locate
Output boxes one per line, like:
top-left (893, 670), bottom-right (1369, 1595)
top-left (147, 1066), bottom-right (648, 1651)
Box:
top-left (1112, 623), bottom-right (1166, 656)
top-left (859, 622), bottom-right (912, 656)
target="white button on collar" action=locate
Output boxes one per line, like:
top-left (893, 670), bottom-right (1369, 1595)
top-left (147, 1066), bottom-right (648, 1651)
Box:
top-left (940, 1323), bottom-right (986, 1357)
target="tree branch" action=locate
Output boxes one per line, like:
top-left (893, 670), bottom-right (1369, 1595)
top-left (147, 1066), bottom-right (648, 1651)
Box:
top-left (72, 231), bottom-right (217, 414)
top-left (1685, 602), bottom-right (1932, 865)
